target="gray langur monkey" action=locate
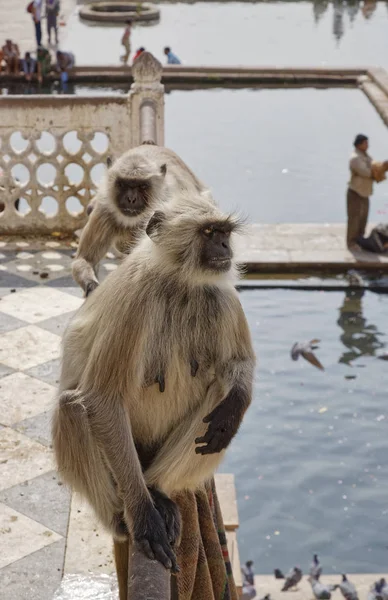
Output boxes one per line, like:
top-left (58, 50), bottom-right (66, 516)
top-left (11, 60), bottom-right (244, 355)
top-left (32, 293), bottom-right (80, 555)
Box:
top-left (72, 144), bottom-right (210, 297)
top-left (52, 193), bottom-right (255, 597)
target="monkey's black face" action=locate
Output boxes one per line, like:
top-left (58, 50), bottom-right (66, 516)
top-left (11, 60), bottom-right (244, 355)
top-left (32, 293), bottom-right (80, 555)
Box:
top-left (115, 178), bottom-right (151, 217)
top-left (200, 223), bottom-right (233, 272)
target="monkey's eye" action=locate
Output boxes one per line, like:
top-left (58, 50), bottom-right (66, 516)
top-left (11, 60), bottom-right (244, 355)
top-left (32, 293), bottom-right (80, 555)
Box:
top-left (203, 228), bottom-right (213, 236)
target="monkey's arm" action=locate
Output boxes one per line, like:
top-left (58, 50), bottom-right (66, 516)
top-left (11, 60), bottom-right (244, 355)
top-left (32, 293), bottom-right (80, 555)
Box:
top-left (72, 207), bottom-right (118, 297)
top-left (195, 310), bottom-right (255, 455)
top-left (84, 389), bottom-right (178, 571)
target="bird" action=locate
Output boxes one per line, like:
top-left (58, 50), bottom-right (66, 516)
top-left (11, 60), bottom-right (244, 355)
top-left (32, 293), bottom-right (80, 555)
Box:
top-left (291, 339), bottom-right (324, 371)
top-left (308, 576), bottom-right (338, 600)
top-left (282, 567), bottom-right (303, 591)
top-left (379, 578), bottom-right (388, 600)
top-left (260, 595), bottom-right (271, 600)
top-left (339, 574), bottom-right (358, 600)
top-left (368, 579), bottom-right (387, 600)
top-left (309, 554), bottom-right (322, 579)
top-left (274, 569), bottom-right (285, 579)
top-left (377, 353), bottom-right (388, 361)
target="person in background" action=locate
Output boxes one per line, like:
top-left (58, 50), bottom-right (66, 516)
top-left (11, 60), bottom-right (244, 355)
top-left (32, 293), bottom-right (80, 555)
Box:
top-left (133, 47), bottom-right (145, 62)
top-left (32, 0), bottom-right (43, 47)
top-left (164, 46), bottom-right (181, 64)
top-left (37, 46), bottom-right (51, 82)
top-left (347, 134), bottom-right (388, 250)
top-left (56, 50), bottom-right (75, 72)
top-left (121, 20), bottom-right (132, 64)
top-left (21, 52), bottom-right (37, 82)
top-left (46, 0), bottom-right (60, 45)
top-left (2, 39), bottom-right (20, 74)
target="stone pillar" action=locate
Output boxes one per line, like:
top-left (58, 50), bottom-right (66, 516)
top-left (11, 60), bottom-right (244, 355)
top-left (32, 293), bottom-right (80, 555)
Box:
top-left (130, 52), bottom-right (165, 147)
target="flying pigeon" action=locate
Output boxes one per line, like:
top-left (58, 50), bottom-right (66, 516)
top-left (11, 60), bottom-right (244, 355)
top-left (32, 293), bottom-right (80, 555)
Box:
top-left (291, 340), bottom-right (324, 371)
top-left (308, 576), bottom-right (338, 600)
top-left (282, 567), bottom-right (303, 591)
top-left (339, 574), bottom-right (358, 600)
top-left (274, 569), bottom-right (285, 579)
top-left (309, 554), bottom-right (322, 579)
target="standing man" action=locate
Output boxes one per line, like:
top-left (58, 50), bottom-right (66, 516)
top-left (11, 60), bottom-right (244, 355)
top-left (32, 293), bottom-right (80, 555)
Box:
top-left (121, 20), bottom-right (132, 64)
top-left (32, 0), bottom-right (43, 47)
top-left (46, 0), bottom-right (60, 45)
top-left (163, 46), bottom-right (181, 64)
top-left (346, 134), bottom-right (387, 250)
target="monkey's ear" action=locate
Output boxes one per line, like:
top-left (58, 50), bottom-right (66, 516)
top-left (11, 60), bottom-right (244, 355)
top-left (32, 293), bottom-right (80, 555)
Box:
top-left (146, 211), bottom-right (165, 238)
top-left (160, 163), bottom-right (167, 177)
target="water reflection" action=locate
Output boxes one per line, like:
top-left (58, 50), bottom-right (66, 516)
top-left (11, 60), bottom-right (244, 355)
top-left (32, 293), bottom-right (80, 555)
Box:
top-left (337, 288), bottom-right (384, 365)
top-left (311, 0), bottom-right (382, 41)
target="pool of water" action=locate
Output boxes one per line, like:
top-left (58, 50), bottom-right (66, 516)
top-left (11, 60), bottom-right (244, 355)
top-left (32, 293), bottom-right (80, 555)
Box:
top-left (225, 286), bottom-right (388, 574)
top-left (65, 2), bottom-right (388, 68)
top-left (165, 87), bottom-right (388, 223)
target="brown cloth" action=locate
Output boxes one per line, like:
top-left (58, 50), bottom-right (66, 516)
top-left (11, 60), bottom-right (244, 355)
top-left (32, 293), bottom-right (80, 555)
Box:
top-left (371, 161), bottom-right (387, 183)
top-left (346, 188), bottom-right (369, 248)
top-left (172, 479), bottom-right (238, 600)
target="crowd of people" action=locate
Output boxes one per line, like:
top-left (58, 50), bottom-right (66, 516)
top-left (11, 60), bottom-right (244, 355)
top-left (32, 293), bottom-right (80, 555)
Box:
top-left (120, 20), bottom-right (181, 66)
top-left (0, 42), bottom-right (75, 84)
top-left (0, 1), bottom-right (74, 84)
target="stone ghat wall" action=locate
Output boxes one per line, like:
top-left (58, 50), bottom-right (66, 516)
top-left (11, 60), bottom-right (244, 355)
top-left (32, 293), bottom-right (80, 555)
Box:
top-left (0, 52), bottom-right (165, 235)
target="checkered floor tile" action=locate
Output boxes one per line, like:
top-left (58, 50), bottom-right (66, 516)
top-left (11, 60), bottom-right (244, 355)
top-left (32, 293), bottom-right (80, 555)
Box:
top-left (0, 241), bottom-right (120, 599)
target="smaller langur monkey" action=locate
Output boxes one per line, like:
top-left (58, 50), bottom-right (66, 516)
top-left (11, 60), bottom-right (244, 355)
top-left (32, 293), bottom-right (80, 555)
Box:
top-left (52, 193), bottom-right (255, 595)
top-left (72, 145), bottom-right (209, 297)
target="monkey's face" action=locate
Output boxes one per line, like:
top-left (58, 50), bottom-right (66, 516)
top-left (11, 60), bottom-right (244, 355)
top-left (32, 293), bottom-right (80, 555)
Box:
top-left (200, 223), bottom-right (233, 272)
top-left (115, 178), bottom-right (152, 217)
top-left (147, 210), bottom-right (238, 277)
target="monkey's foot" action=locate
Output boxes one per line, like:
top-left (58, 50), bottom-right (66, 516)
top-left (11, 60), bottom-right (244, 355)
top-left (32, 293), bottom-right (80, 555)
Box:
top-left (85, 280), bottom-right (99, 298)
top-left (149, 487), bottom-right (181, 547)
top-left (133, 503), bottom-right (179, 573)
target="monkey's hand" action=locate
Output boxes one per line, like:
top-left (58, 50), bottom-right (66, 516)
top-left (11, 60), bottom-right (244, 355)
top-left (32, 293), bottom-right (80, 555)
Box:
top-left (149, 487), bottom-right (182, 547)
top-left (133, 502), bottom-right (179, 573)
top-left (195, 397), bottom-right (242, 455)
top-left (85, 280), bottom-right (99, 298)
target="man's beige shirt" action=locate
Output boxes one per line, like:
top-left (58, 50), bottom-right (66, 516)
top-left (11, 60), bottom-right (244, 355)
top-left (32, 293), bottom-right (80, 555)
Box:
top-left (348, 148), bottom-right (373, 198)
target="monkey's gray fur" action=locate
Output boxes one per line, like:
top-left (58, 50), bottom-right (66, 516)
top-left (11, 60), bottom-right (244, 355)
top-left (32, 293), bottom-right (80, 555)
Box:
top-left (72, 144), bottom-right (212, 297)
top-left (53, 192), bottom-right (255, 576)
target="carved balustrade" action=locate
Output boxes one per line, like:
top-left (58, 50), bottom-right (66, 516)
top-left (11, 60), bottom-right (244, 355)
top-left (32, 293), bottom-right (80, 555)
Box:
top-left (0, 52), bottom-right (164, 234)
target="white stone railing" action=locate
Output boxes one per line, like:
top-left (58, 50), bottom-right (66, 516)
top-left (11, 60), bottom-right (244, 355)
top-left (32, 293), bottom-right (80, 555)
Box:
top-left (0, 52), bottom-right (164, 235)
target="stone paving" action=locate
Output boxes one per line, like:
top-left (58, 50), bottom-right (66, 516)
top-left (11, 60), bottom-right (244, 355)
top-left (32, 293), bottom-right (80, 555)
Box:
top-left (0, 240), bottom-right (83, 600)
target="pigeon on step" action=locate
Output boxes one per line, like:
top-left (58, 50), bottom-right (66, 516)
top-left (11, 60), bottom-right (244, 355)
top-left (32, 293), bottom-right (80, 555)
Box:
top-left (274, 569), bottom-right (285, 579)
top-left (308, 576), bottom-right (338, 600)
top-left (309, 554), bottom-right (322, 579)
top-left (282, 568), bottom-right (303, 591)
top-left (339, 574), bottom-right (358, 600)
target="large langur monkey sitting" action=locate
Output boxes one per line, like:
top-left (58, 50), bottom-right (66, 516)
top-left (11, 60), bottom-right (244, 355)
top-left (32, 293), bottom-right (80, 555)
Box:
top-left (52, 194), bottom-right (255, 597)
top-left (72, 144), bottom-right (210, 297)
